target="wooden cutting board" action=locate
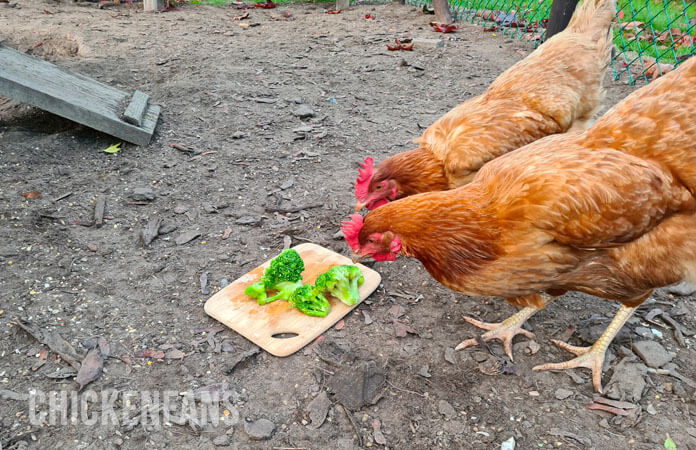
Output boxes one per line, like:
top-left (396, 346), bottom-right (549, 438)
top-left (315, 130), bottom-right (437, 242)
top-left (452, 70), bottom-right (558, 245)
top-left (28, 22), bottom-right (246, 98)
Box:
top-left (204, 243), bottom-right (381, 357)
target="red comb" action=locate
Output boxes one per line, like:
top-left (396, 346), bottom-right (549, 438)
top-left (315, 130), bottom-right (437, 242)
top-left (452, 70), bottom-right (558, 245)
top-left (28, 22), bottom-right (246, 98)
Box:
top-left (354, 157), bottom-right (374, 202)
top-left (341, 214), bottom-right (364, 251)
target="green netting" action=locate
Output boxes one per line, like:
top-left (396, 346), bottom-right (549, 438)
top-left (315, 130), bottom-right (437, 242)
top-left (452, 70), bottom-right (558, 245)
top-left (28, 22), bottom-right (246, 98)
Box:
top-left (403, 0), bottom-right (696, 84)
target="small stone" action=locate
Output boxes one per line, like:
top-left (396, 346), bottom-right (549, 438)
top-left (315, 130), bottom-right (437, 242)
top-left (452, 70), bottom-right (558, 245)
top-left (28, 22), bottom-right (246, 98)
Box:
top-left (293, 105), bottom-right (315, 118)
top-left (525, 340), bottom-right (540, 355)
top-left (290, 97), bottom-right (303, 104)
top-left (598, 418), bottom-right (610, 429)
top-left (173, 205), bottom-right (188, 214)
top-left (332, 230), bottom-right (345, 240)
top-left (232, 131), bottom-right (245, 139)
top-left (418, 365), bottom-right (431, 378)
top-left (471, 351), bottom-right (488, 363)
top-left (632, 340), bottom-right (673, 368)
top-left (438, 400), bottom-right (457, 420)
top-left (235, 216), bottom-right (262, 226)
top-left (158, 223), bottom-right (178, 235)
top-left (244, 418), bottom-right (275, 440)
top-left (130, 187), bottom-right (157, 201)
top-left (554, 388), bottom-right (573, 400)
top-left (175, 231), bottom-right (201, 246)
top-left (213, 435), bottom-right (229, 446)
top-left (528, 391), bottom-right (540, 397)
top-left (292, 125), bottom-right (314, 134)
top-left (113, 438), bottom-right (123, 446)
top-left (646, 403), bottom-right (657, 415)
top-left (665, 281), bottom-right (696, 296)
top-left (605, 357), bottom-right (647, 402)
top-left (674, 382), bottom-right (687, 398)
top-left (501, 436), bottom-right (516, 450)
top-left (412, 37), bottom-right (445, 49)
top-left (444, 347), bottom-right (457, 364)
top-left (634, 326), bottom-right (653, 339)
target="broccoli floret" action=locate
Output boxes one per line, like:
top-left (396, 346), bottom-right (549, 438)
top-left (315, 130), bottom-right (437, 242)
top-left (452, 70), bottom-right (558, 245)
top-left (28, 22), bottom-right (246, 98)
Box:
top-left (289, 285), bottom-right (331, 317)
top-left (245, 249), bottom-right (306, 305)
top-left (314, 265), bottom-right (365, 306)
top-left (263, 249), bottom-right (304, 287)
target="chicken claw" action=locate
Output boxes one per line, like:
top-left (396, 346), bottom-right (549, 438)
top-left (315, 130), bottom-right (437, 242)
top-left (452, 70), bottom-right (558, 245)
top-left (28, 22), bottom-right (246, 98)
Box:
top-left (455, 306), bottom-right (540, 361)
top-left (533, 304), bottom-right (637, 393)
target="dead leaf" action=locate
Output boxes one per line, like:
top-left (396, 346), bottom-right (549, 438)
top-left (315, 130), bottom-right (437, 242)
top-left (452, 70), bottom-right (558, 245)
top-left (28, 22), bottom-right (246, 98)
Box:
top-left (430, 22), bottom-right (457, 33)
top-left (233, 11), bottom-right (249, 20)
top-left (362, 310), bottom-right (373, 325)
top-left (645, 62), bottom-right (673, 80)
top-left (32, 348), bottom-right (49, 371)
top-left (239, 22), bottom-right (250, 28)
top-left (134, 349), bottom-right (165, 359)
top-left (335, 320), bottom-right (345, 330)
top-left (75, 348), bottom-right (105, 390)
top-left (254, 0), bottom-right (275, 8)
top-left (222, 227), bottom-right (234, 239)
top-left (389, 304), bottom-right (406, 318)
top-left (372, 418), bottom-right (387, 445)
top-left (621, 21), bottom-right (645, 32)
top-left (386, 38), bottom-right (413, 51)
top-left (326, 9), bottom-right (341, 14)
top-left (22, 191), bottom-right (40, 199)
top-left (393, 321), bottom-right (417, 338)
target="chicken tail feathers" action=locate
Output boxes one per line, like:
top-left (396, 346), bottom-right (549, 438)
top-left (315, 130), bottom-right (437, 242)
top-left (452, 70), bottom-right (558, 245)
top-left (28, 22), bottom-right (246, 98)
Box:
top-left (564, 0), bottom-right (617, 42)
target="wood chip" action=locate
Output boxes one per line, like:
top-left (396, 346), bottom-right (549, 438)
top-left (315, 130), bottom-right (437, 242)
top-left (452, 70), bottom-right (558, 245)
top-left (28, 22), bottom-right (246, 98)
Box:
top-left (14, 319), bottom-right (82, 371)
top-left (93, 195), bottom-right (106, 227)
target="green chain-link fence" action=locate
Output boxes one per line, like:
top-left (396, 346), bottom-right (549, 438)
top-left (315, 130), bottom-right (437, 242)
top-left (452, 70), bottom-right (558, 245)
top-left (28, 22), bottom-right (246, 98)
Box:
top-left (401, 0), bottom-right (696, 84)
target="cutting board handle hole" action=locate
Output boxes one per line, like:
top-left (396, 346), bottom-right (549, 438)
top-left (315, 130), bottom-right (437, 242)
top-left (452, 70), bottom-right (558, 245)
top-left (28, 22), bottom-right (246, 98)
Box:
top-left (271, 332), bottom-right (299, 339)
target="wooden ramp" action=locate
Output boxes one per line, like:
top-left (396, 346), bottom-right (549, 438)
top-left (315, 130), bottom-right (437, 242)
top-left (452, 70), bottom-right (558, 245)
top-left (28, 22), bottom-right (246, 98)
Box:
top-left (0, 40), bottom-right (160, 146)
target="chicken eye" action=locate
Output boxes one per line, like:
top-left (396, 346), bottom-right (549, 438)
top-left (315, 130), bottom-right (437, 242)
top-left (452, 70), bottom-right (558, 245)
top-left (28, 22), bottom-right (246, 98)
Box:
top-left (375, 184), bottom-right (383, 190)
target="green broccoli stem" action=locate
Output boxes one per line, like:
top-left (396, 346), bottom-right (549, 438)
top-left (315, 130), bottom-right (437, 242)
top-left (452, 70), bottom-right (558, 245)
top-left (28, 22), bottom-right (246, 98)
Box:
top-left (261, 280), bottom-right (303, 305)
top-left (244, 281), bottom-right (268, 304)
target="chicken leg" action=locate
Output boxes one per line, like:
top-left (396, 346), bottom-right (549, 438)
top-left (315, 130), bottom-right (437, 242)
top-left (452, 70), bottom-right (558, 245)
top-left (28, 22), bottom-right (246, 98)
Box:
top-left (533, 304), bottom-right (636, 393)
top-left (455, 294), bottom-right (555, 361)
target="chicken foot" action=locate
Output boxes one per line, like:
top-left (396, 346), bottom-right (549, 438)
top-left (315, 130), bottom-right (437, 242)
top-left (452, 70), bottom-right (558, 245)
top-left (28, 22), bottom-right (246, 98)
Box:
top-left (455, 294), bottom-right (555, 361)
top-left (532, 304), bottom-right (637, 393)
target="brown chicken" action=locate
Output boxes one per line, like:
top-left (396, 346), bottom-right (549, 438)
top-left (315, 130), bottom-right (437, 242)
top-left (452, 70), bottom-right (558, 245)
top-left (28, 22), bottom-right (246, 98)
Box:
top-left (342, 56), bottom-right (696, 392)
top-left (353, 0), bottom-right (616, 211)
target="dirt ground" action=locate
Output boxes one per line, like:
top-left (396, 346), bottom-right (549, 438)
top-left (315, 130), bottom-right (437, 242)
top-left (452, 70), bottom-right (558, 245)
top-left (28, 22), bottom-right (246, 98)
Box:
top-left (2, 1), bottom-right (696, 449)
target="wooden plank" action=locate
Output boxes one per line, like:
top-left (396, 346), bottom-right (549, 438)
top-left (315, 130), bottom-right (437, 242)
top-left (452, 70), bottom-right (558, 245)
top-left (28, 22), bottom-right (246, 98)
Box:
top-left (122, 90), bottom-right (148, 127)
top-left (0, 43), bottom-right (159, 146)
top-left (204, 243), bottom-right (381, 357)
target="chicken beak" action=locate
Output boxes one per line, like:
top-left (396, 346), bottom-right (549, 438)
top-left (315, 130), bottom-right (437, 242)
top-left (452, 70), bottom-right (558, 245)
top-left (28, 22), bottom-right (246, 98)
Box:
top-left (354, 202), bottom-right (367, 212)
top-left (351, 252), bottom-right (368, 264)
